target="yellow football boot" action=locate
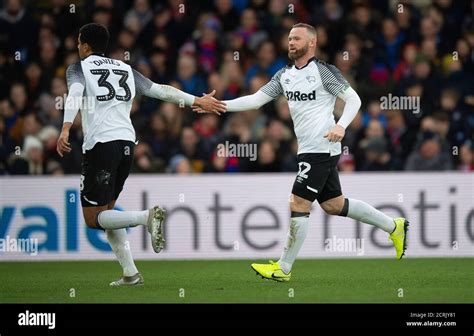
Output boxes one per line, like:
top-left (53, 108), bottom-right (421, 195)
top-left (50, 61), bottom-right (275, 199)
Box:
top-left (251, 260), bottom-right (291, 282)
top-left (389, 218), bottom-right (409, 259)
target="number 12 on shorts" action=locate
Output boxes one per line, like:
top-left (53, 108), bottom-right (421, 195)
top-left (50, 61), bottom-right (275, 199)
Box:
top-left (297, 162), bottom-right (311, 179)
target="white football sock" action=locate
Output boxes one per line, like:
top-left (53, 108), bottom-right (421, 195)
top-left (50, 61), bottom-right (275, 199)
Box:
top-left (97, 210), bottom-right (149, 230)
top-left (346, 198), bottom-right (395, 233)
top-left (106, 229), bottom-right (138, 277)
top-left (278, 215), bottom-right (309, 274)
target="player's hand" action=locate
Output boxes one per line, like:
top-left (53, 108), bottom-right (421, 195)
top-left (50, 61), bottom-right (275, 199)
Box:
top-left (192, 106), bottom-right (206, 113)
top-left (56, 130), bottom-right (72, 157)
top-left (192, 90), bottom-right (226, 115)
top-left (324, 124), bottom-right (345, 143)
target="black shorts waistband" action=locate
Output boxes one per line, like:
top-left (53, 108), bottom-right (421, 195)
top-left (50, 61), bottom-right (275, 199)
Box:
top-left (297, 153), bottom-right (340, 159)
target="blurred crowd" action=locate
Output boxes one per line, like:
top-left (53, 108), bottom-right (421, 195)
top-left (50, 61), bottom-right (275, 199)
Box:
top-left (0, 0), bottom-right (473, 176)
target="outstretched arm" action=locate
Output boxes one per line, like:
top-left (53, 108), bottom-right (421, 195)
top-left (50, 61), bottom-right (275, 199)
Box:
top-left (134, 70), bottom-right (226, 114)
top-left (224, 90), bottom-right (275, 111)
top-left (193, 68), bottom-right (285, 113)
top-left (196, 90), bottom-right (275, 112)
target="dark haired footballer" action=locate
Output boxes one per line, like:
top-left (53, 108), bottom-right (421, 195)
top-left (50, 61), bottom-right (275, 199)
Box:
top-left (196, 23), bottom-right (409, 282)
top-left (57, 23), bottom-right (226, 286)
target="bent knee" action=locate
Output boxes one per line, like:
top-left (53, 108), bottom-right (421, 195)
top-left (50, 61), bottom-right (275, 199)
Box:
top-left (321, 204), bottom-right (341, 215)
top-left (290, 194), bottom-right (312, 212)
top-left (320, 199), bottom-right (345, 215)
top-left (83, 210), bottom-right (102, 229)
top-left (85, 216), bottom-right (100, 229)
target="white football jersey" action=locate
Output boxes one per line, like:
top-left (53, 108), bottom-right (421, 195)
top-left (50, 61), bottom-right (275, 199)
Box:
top-left (66, 54), bottom-right (153, 153)
top-left (260, 57), bottom-right (350, 155)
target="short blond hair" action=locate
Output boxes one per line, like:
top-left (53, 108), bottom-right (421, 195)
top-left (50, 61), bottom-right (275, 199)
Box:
top-left (292, 23), bottom-right (317, 37)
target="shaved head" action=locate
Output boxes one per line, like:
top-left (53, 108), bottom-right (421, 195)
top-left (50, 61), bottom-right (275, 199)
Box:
top-left (292, 23), bottom-right (317, 38)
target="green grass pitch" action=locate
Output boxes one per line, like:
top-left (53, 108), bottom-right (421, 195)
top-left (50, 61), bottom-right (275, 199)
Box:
top-left (0, 258), bottom-right (473, 303)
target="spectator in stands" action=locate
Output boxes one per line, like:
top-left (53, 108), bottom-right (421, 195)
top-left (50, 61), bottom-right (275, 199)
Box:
top-left (159, 102), bottom-right (184, 142)
top-left (213, 0), bottom-right (239, 32)
top-left (386, 109), bottom-right (418, 163)
top-left (404, 131), bottom-right (453, 171)
top-left (178, 126), bottom-right (207, 173)
top-left (263, 119), bottom-right (292, 160)
top-left (275, 95), bottom-right (292, 129)
top-left (236, 8), bottom-right (268, 52)
top-left (196, 16), bottom-right (221, 74)
top-left (8, 135), bottom-right (45, 175)
top-left (10, 83), bottom-right (28, 118)
top-left (245, 40), bottom-right (286, 86)
top-left (46, 160), bottom-right (64, 175)
top-left (0, 0), bottom-right (38, 57)
top-left (442, 88), bottom-right (472, 148)
top-left (393, 43), bottom-right (418, 81)
top-left (131, 142), bottom-right (163, 173)
top-left (394, 2), bottom-right (419, 44)
top-left (355, 119), bottom-right (387, 169)
top-left (0, 115), bottom-right (11, 174)
top-left (360, 136), bottom-right (400, 171)
top-left (168, 154), bottom-right (193, 174)
top-left (38, 125), bottom-right (60, 167)
top-left (124, 0), bottom-right (153, 34)
top-left (457, 141), bottom-right (474, 171)
top-left (247, 140), bottom-right (280, 173)
top-left (378, 17), bottom-right (405, 71)
top-left (341, 111), bottom-right (363, 155)
top-left (206, 148), bottom-right (240, 173)
top-left (362, 99), bottom-right (387, 127)
top-left (21, 113), bottom-right (42, 141)
top-left (24, 62), bottom-right (43, 103)
top-left (175, 55), bottom-right (207, 97)
top-left (219, 59), bottom-right (245, 100)
top-left (338, 152), bottom-right (356, 173)
top-left (147, 111), bottom-right (174, 162)
top-left (193, 113), bottom-right (221, 157)
top-left (0, 0), bottom-right (472, 174)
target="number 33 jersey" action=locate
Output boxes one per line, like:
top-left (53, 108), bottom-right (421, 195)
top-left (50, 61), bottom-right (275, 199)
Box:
top-left (66, 54), bottom-right (149, 153)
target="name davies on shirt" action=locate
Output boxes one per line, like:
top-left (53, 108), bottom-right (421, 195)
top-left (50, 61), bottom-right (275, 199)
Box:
top-left (90, 58), bottom-right (121, 67)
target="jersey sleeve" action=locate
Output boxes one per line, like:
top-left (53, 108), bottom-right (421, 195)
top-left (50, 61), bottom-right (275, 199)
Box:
top-left (259, 67), bottom-right (286, 98)
top-left (66, 62), bottom-right (85, 89)
top-left (223, 90), bottom-right (275, 111)
top-left (316, 61), bottom-right (350, 97)
top-left (132, 68), bottom-right (153, 96)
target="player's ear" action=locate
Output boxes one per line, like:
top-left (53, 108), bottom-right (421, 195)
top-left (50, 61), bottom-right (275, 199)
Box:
top-left (82, 42), bottom-right (90, 53)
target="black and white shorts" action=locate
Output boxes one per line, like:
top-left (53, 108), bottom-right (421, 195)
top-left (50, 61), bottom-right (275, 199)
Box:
top-left (291, 153), bottom-right (342, 204)
top-left (80, 140), bottom-right (135, 207)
